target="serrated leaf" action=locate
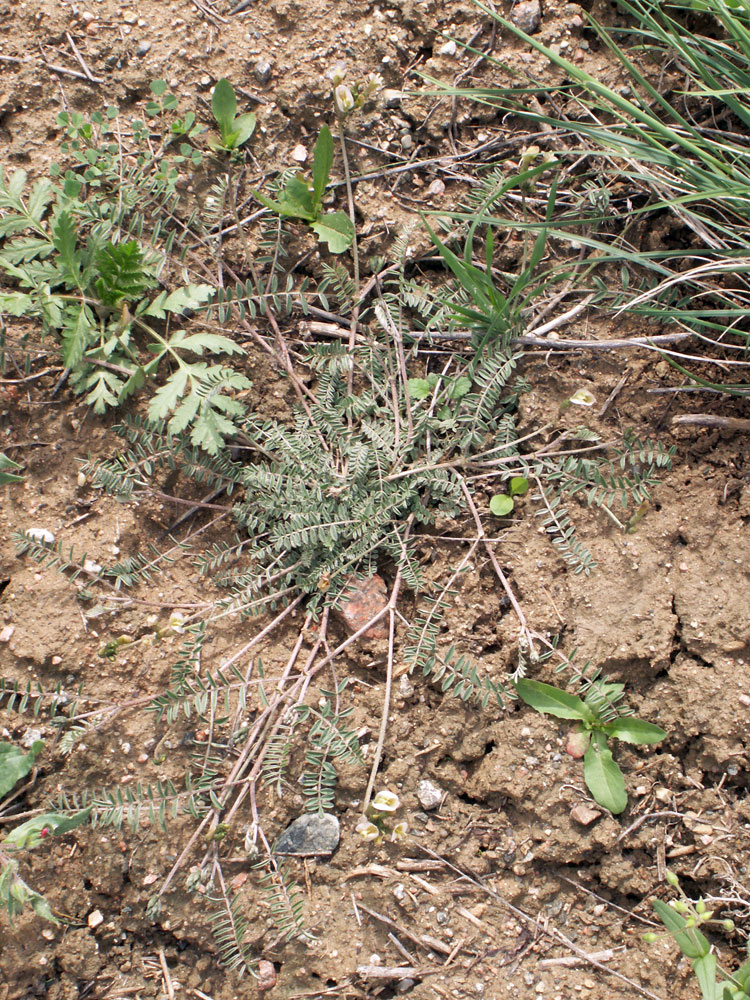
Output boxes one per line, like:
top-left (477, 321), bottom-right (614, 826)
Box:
top-left (312, 124), bottom-right (333, 209)
top-left (51, 210), bottom-right (80, 284)
top-left (602, 717), bottom-right (666, 745)
top-left (311, 211), bottom-right (354, 253)
top-left (174, 333), bottom-right (244, 356)
top-left (149, 369), bottom-right (189, 420)
top-left (189, 407), bottom-right (236, 454)
top-left (0, 292), bottom-right (34, 316)
top-left (489, 494), bottom-right (514, 516)
top-left (167, 392), bottom-right (201, 436)
top-left (515, 679), bottom-right (595, 722)
top-left (450, 376), bottom-right (472, 400)
top-left (145, 284), bottom-right (213, 318)
top-left (408, 377), bottom-right (432, 400)
top-left (60, 302), bottom-right (95, 369)
top-left (7, 168), bottom-right (27, 201)
top-left (93, 240), bottom-right (150, 307)
top-left (27, 178), bottom-right (55, 222)
top-left (583, 733), bottom-right (627, 813)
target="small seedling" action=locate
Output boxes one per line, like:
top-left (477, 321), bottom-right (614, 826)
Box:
top-left (209, 78), bottom-right (256, 152)
top-left (515, 678), bottom-right (666, 814)
top-left (1, 739), bottom-right (91, 924)
top-left (253, 125), bottom-right (354, 252)
top-left (490, 476), bottom-right (529, 516)
top-left (645, 870), bottom-right (749, 1000)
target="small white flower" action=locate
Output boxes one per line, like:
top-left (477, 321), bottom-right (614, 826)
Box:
top-left (168, 611), bottom-right (186, 634)
top-left (371, 790), bottom-right (400, 813)
top-left (361, 73), bottom-right (383, 99)
top-left (569, 388), bottom-right (596, 407)
top-left (390, 821), bottom-right (408, 841)
top-left (334, 84), bottom-right (355, 115)
top-left (356, 819), bottom-right (381, 842)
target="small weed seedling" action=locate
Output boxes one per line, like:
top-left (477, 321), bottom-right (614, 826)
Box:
top-left (515, 678), bottom-right (666, 813)
top-left (209, 78), bottom-right (256, 152)
top-left (1, 739), bottom-right (90, 923)
top-left (645, 870), bottom-right (749, 1000)
top-left (254, 125), bottom-right (354, 252)
top-left (490, 476), bottom-right (529, 517)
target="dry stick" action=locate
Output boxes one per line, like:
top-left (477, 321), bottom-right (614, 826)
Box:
top-left (417, 846), bottom-right (667, 1000)
top-left (672, 414), bottom-right (750, 432)
top-left (157, 950), bottom-right (175, 1000)
top-left (361, 570), bottom-right (404, 814)
top-left (336, 116), bottom-right (360, 397)
top-left (65, 31), bottom-right (100, 83)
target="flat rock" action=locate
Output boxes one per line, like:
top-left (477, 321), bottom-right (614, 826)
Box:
top-left (274, 812), bottom-right (340, 856)
top-left (570, 804), bottom-right (601, 826)
top-left (336, 574), bottom-right (388, 640)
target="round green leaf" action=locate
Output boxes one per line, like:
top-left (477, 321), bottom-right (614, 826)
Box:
top-left (489, 494), bottom-right (514, 516)
top-left (509, 476), bottom-right (529, 497)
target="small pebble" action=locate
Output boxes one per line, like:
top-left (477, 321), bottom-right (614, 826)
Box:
top-left (22, 728), bottom-right (43, 749)
top-left (88, 909), bottom-right (104, 929)
top-left (122, 11), bottom-right (137, 25)
top-left (397, 980), bottom-right (416, 994)
top-left (0, 625), bottom-right (14, 643)
top-left (570, 804), bottom-right (601, 826)
top-left (439, 39), bottom-right (457, 56)
top-left (383, 88), bottom-right (403, 107)
top-left (739, 693), bottom-right (750, 707)
top-left (254, 58), bottom-right (272, 85)
top-left (25, 527), bottom-right (55, 545)
top-left (427, 178), bottom-right (445, 197)
top-left (135, 40), bottom-right (152, 57)
top-left (257, 960), bottom-right (277, 992)
top-left (511, 0), bottom-right (542, 34)
top-left (292, 144), bottom-right (308, 163)
top-left (400, 134), bottom-right (413, 151)
top-left (417, 779), bottom-right (443, 811)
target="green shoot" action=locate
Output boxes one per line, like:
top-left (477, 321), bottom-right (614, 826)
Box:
top-left (209, 78), bottom-right (256, 152)
top-left (515, 678), bottom-right (666, 813)
top-left (253, 125), bottom-right (354, 252)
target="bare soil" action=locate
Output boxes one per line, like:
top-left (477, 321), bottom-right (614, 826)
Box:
top-left (1, 2), bottom-right (749, 1000)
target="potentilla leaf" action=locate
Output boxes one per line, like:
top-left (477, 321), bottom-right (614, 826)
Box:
top-left (175, 333), bottom-right (244, 355)
top-left (149, 369), bottom-right (189, 421)
top-left (145, 284), bottom-right (213, 318)
top-left (311, 212), bottom-right (354, 253)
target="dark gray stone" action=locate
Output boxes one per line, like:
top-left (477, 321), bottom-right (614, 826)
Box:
top-left (274, 813), bottom-right (340, 856)
top-left (135, 40), bottom-right (152, 57)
